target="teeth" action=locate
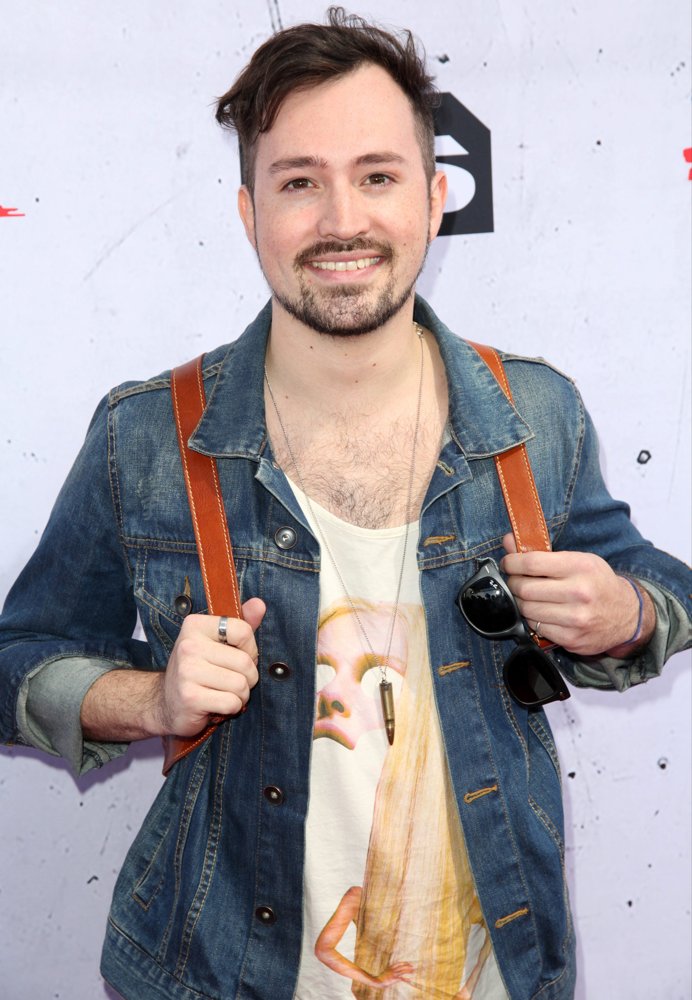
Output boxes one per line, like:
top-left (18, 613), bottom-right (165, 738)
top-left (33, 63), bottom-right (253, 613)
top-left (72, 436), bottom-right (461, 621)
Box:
top-left (310, 257), bottom-right (380, 271)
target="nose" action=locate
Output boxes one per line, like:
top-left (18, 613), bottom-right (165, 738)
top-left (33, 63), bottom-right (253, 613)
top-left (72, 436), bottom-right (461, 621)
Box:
top-left (317, 182), bottom-right (369, 242)
top-left (316, 690), bottom-right (348, 719)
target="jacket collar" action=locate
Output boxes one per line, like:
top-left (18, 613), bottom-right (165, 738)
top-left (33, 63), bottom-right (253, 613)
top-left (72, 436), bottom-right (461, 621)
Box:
top-left (189, 296), bottom-right (533, 459)
top-left (413, 297), bottom-right (534, 458)
top-left (190, 301), bottom-right (272, 460)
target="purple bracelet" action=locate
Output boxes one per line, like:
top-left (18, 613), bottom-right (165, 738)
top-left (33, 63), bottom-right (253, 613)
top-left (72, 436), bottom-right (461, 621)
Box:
top-left (620, 576), bottom-right (644, 645)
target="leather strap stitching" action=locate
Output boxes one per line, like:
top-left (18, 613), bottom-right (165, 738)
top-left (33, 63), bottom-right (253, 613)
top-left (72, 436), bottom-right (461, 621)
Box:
top-left (466, 340), bottom-right (551, 555)
top-left (171, 366), bottom-right (214, 608)
top-left (192, 361), bottom-right (241, 618)
top-left (163, 357), bottom-right (242, 774)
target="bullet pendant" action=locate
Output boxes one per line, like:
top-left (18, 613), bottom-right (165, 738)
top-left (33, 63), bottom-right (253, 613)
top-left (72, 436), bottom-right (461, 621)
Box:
top-left (379, 680), bottom-right (395, 746)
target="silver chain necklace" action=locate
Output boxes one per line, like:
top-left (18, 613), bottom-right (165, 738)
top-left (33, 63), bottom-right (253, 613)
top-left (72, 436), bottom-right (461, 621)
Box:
top-left (264, 323), bottom-right (426, 746)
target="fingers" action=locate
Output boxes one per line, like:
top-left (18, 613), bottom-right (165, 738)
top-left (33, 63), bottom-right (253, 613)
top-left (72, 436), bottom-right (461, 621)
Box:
top-left (172, 627), bottom-right (258, 715)
top-left (188, 612), bottom-right (258, 652)
top-left (178, 614), bottom-right (260, 681)
top-left (507, 576), bottom-right (570, 606)
top-left (161, 606), bottom-right (264, 735)
top-left (242, 597), bottom-right (266, 633)
top-left (501, 547), bottom-right (587, 579)
top-left (501, 550), bottom-right (608, 609)
top-left (497, 547), bottom-right (643, 654)
top-left (391, 962), bottom-right (415, 974)
top-left (502, 532), bottom-right (518, 555)
top-left (172, 657), bottom-right (255, 720)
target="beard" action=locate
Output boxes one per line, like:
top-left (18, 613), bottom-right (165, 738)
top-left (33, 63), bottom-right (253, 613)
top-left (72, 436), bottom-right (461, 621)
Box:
top-left (260, 237), bottom-right (429, 337)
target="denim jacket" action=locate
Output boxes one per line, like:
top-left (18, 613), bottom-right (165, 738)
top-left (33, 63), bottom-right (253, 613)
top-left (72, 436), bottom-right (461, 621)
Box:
top-left (1, 298), bottom-right (690, 1000)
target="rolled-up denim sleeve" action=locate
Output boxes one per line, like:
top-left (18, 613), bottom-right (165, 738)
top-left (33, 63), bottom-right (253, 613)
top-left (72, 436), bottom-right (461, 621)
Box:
top-left (557, 579), bottom-right (691, 690)
top-left (16, 657), bottom-right (129, 775)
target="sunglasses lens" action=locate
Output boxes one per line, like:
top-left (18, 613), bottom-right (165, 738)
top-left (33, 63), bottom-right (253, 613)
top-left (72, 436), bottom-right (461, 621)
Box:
top-left (462, 576), bottom-right (517, 633)
top-left (505, 647), bottom-right (569, 707)
top-left (460, 560), bottom-right (570, 707)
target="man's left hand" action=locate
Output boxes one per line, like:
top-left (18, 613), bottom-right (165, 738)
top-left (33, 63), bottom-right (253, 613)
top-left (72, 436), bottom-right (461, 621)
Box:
top-left (501, 533), bottom-right (655, 656)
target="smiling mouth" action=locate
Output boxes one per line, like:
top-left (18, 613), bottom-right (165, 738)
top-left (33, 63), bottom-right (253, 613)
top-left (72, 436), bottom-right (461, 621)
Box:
top-left (309, 256), bottom-right (382, 272)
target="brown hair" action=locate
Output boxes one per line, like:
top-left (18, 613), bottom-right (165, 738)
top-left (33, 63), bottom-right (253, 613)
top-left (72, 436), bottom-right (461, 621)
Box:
top-left (215, 6), bottom-right (438, 192)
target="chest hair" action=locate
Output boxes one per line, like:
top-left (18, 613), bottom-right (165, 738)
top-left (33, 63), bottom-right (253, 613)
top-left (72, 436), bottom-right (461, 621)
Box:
top-left (268, 409), bottom-right (446, 529)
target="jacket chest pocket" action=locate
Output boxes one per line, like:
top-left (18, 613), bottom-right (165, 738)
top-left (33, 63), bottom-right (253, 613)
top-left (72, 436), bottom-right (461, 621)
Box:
top-left (133, 549), bottom-right (208, 662)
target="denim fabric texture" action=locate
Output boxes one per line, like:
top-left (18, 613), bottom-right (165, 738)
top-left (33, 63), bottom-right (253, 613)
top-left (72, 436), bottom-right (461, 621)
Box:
top-left (1, 297), bottom-right (690, 1000)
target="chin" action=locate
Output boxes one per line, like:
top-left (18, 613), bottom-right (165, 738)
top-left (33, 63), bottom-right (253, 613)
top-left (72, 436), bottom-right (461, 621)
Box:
top-left (274, 281), bottom-right (416, 338)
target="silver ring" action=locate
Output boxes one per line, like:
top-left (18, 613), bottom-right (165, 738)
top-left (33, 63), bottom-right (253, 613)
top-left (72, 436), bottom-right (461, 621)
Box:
top-left (218, 616), bottom-right (229, 644)
top-left (534, 621), bottom-right (543, 637)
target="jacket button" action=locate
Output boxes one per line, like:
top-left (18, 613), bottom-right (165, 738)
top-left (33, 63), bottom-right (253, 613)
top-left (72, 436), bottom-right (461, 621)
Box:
top-left (274, 526), bottom-right (297, 550)
top-left (255, 905), bottom-right (276, 925)
top-left (269, 661), bottom-right (291, 680)
top-left (173, 594), bottom-right (193, 617)
top-left (263, 785), bottom-right (284, 805)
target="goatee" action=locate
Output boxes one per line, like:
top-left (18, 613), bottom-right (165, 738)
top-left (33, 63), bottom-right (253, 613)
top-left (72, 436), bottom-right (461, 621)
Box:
top-left (260, 238), bottom-right (428, 338)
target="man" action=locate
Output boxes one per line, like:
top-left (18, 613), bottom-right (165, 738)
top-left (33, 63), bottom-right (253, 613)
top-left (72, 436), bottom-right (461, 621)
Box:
top-left (0, 8), bottom-right (689, 1000)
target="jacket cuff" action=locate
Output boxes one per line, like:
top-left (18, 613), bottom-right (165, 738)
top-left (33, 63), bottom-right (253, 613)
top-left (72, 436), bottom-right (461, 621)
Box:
top-left (17, 657), bottom-right (129, 775)
top-left (562, 581), bottom-right (691, 691)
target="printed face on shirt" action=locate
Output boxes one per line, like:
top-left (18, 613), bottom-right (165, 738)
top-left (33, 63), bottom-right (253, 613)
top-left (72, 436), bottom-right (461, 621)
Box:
top-left (237, 63), bottom-right (447, 336)
top-left (314, 604), bottom-right (407, 750)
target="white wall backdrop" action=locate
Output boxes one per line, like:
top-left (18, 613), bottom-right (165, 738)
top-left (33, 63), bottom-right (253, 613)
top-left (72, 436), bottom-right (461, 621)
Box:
top-left (1, 2), bottom-right (690, 998)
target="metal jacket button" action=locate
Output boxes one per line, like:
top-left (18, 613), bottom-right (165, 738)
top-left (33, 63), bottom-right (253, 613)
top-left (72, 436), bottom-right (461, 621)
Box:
top-left (269, 661), bottom-right (291, 680)
top-left (263, 785), bottom-right (284, 805)
top-left (274, 526), bottom-right (297, 550)
top-left (255, 905), bottom-right (276, 925)
top-left (173, 594), bottom-right (193, 617)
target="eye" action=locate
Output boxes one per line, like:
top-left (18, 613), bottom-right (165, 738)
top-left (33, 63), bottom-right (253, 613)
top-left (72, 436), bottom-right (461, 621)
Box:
top-left (283, 177), bottom-right (314, 191)
top-left (364, 173), bottom-right (393, 187)
top-left (316, 660), bottom-right (336, 686)
top-left (359, 665), bottom-right (380, 699)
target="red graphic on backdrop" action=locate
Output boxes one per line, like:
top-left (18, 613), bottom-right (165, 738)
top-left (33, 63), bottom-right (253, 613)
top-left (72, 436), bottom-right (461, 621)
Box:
top-left (684, 148), bottom-right (692, 180)
top-left (0, 205), bottom-right (25, 217)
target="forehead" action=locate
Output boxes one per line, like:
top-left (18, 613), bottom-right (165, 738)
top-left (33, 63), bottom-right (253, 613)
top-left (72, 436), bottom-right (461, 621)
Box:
top-left (320, 607), bottom-right (409, 650)
top-left (253, 63), bottom-right (422, 174)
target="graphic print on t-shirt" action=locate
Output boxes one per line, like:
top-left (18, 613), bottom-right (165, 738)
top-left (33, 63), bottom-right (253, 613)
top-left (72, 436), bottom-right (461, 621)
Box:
top-left (299, 597), bottom-right (502, 999)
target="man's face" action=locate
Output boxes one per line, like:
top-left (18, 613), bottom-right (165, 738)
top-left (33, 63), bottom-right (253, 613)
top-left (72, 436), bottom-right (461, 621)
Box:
top-left (238, 63), bottom-right (447, 336)
top-left (314, 605), bottom-right (407, 749)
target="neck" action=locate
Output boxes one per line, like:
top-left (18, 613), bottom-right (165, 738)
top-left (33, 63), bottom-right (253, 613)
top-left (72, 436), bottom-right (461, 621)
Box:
top-left (264, 296), bottom-right (422, 412)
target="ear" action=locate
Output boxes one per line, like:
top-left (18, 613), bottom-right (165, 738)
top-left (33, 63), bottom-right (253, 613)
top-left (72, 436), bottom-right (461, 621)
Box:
top-left (237, 185), bottom-right (257, 250)
top-left (428, 170), bottom-right (448, 241)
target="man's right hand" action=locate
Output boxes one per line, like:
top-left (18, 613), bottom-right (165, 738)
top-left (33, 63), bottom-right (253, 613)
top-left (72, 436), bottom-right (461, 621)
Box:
top-left (80, 598), bottom-right (265, 742)
top-left (155, 599), bottom-right (265, 736)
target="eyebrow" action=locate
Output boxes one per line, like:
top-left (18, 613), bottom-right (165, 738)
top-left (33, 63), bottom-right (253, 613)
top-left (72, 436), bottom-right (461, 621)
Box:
top-left (268, 155), bottom-right (328, 175)
top-left (268, 151), bottom-right (406, 175)
top-left (354, 152), bottom-right (405, 168)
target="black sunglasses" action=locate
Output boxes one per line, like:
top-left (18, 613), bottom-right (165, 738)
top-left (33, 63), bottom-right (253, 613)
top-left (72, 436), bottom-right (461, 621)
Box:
top-left (456, 557), bottom-right (570, 709)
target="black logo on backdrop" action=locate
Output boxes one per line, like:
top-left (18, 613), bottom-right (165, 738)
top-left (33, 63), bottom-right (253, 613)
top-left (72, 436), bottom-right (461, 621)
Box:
top-left (434, 93), bottom-right (493, 236)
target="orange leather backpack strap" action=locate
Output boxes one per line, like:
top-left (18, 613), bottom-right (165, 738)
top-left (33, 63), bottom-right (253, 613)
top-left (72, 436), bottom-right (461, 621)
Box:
top-left (467, 341), bottom-right (552, 555)
top-left (467, 342), bottom-right (555, 650)
top-left (162, 355), bottom-right (242, 775)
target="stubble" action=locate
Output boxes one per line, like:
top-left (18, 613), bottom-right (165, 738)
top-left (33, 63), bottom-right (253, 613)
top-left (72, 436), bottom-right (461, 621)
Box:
top-left (260, 237), bottom-right (429, 338)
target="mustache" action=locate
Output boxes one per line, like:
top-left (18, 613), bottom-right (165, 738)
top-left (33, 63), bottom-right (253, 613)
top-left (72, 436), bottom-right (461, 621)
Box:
top-left (295, 238), bottom-right (394, 265)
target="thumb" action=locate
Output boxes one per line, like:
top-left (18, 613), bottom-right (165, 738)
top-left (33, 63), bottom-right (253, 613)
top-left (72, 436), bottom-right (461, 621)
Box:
top-left (502, 532), bottom-right (518, 555)
top-left (242, 597), bottom-right (266, 632)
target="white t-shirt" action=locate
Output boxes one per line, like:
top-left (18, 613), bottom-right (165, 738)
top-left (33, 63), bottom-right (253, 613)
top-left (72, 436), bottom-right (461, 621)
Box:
top-left (290, 483), bottom-right (509, 1000)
